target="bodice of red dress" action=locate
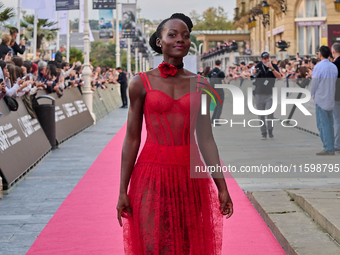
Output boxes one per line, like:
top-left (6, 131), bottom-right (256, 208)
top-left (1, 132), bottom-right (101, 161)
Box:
top-left (136, 74), bottom-right (203, 167)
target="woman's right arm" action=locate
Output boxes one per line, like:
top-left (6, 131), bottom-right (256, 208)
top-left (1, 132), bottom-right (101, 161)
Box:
top-left (5, 83), bottom-right (20, 97)
top-left (117, 75), bottom-right (145, 226)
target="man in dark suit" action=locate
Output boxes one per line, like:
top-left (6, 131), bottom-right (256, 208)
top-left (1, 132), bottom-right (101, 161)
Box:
top-left (117, 67), bottom-right (128, 108)
top-left (10, 28), bottom-right (25, 56)
top-left (331, 43), bottom-right (340, 154)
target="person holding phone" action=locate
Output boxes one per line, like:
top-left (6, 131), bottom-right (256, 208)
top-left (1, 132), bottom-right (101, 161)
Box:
top-left (10, 28), bottom-right (25, 56)
top-left (0, 79), bottom-right (6, 100)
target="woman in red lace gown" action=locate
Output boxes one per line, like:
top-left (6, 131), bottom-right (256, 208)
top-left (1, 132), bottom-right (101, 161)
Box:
top-left (117, 13), bottom-right (233, 255)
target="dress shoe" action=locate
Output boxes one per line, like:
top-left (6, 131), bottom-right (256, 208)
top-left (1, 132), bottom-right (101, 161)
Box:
top-left (316, 150), bottom-right (334, 155)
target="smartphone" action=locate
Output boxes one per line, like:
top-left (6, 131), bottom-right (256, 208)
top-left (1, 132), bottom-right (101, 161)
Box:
top-left (0, 78), bottom-right (3, 83)
top-left (297, 53), bottom-right (299, 56)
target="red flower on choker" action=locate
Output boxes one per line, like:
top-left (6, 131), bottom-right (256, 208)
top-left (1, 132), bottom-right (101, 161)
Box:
top-left (158, 62), bottom-right (178, 78)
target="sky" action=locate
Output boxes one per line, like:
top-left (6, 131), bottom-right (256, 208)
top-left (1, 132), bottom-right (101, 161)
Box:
top-left (2, 0), bottom-right (236, 23)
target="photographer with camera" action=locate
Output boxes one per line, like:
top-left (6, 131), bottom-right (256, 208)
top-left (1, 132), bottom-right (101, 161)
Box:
top-left (252, 52), bottom-right (281, 140)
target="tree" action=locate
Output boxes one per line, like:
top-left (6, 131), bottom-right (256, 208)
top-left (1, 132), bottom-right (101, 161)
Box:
top-left (90, 41), bottom-right (135, 70)
top-left (0, 1), bottom-right (15, 26)
top-left (70, 47), bottom-right (83, 63)
top-left (20, 15), bottom-right (58, 50)
top-left (190, 7), bottom-right (234, 31)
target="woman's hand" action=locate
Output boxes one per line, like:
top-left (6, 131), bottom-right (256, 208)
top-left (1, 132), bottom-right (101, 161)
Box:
top-left (219, 189), bottom-right (233, 219)
top-left (17, 79), bottom-right (24, 85)
top-left (117, 193), bottom-right (132, 227)
top-left (4, 52), bottom-right (12, 62)
top-left (1, 82), bottom-right (6, 92)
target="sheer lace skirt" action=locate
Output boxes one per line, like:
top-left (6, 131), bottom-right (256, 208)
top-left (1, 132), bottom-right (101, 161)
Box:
top-left (123, 148), bottom-right (223, 255)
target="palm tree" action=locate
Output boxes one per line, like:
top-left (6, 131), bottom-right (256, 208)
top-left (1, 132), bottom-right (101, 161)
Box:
top-left (0, 1), bottom-right (15, 26)
top-left (20, 15), bottom-right (58, 50)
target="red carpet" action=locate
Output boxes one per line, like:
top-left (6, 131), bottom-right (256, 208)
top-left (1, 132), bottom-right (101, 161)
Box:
top-left (27, 121), bottom-right (285, 255)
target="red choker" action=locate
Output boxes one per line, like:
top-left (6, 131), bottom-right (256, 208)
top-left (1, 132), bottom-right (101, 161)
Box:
top-left (158, 62), bottom-right (183, 78)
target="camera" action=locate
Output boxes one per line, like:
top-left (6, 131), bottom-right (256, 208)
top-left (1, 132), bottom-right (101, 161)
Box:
top-left (250, 69), bottom-right (261, 79)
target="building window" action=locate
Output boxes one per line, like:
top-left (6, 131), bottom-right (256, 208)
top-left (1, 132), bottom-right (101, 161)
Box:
top-left (297, 0), bottom-right (327, 18)
top-left (296, 0), bottom-right (327, 55)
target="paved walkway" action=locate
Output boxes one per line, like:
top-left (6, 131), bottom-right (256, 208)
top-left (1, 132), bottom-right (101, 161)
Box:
top-left (214, 95), bottom-right (340, 191)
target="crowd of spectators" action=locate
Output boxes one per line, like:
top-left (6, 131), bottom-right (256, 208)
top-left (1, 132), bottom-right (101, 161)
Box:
top-left (0, 41), bottom-right (126, 106)
top-left (200, 54), bottom-right (324, 87)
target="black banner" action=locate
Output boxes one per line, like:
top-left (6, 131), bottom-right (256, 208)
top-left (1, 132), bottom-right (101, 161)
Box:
top-left (93, 0), bottom-right (116, 9)
top-left (0, 99), bottom-right (51, 187)
top-left (56, 0), bottom-right (80, 11)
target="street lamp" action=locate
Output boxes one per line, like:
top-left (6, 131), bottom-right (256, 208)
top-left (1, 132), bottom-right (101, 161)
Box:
top-left (251, 16), bottom-right (256, 27)
top-left (82, 0), bottom-right (95, 122)
top-left (262, 1), bottom-right (270, 27)
top-left (247, 18), bottom-right (252, 29)
top-left (262, 1), bottom-right (270, 15)
top-left (335, 0), bottom-right (340, 12)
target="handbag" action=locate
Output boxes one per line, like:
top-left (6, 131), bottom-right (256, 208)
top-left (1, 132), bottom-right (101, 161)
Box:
top-left (21, 93), bottom-right (37, 118)
top-left (3, 96), bottom-right (19, 111)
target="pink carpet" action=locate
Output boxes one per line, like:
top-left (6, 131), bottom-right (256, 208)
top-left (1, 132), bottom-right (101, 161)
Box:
top-left (27, 122), bottom-right (285, 255)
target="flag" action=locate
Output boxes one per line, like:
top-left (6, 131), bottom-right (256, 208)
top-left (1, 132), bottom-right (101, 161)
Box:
top-left (79, 0), bottom-right (84, 33)
top-left (38, 0), bottom-right (57, 29)
top-left (89, 27), bottom-right (94, 42)
top-left (21, 0), bottom-right (46, 9)
top-left (59, 11), bottom-right (68, 35)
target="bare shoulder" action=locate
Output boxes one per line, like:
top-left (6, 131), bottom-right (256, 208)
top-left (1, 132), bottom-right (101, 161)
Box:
top-left (128, 74), bottom-right (146, 98)
top-left (144, 68), bottom-right (159, 77)
top-left (183, 68), bottom-right (198, 78)
top-left (183, 69), bottom-right (211, 86)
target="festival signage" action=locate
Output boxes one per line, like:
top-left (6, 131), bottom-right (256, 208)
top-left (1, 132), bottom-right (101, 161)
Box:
top-left (93, 0), bottom-right (116, 9)
top-left (0, 99), bottom-right (51, 188)
top-left (99, 9), bottom-right (114, 39)
top-left (56, 0), bottom-right (80, 11)
top-left (121, 4), bottom-right (136, 38)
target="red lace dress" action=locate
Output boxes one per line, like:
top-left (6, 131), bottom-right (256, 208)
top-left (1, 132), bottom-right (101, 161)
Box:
top-left (123, 72), bottom-right (223, 255)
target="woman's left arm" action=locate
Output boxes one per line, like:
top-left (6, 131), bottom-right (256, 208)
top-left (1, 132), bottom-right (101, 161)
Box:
top-left (196, 83), bottom-right (233, 219)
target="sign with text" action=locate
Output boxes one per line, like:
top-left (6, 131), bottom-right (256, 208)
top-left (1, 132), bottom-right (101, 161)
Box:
top-left (56, 0), bottom-right (79, 11)
top-left (0, 99), bottom-right (51, 187)
top-left (99, 9), bottom-right (114, 39)
top-left (93, 0), bottom-right (116, 9)
top-left (121, 3), bottom-right (136, 38)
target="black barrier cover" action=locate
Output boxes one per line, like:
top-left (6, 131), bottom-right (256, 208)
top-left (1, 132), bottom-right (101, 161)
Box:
top-left (0, 99), bottom-right (51, 187)
top-left (37, 88), bottom-right (94, 143)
